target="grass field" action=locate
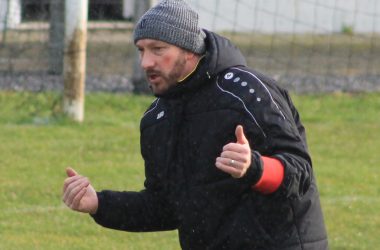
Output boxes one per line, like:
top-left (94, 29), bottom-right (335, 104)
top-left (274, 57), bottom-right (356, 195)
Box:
top-left (0, 91), bottom-right (379, 249)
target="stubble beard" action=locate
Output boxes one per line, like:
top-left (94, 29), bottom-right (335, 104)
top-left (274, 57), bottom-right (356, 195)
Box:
top-left (147, 53), bottom-right (187, 95)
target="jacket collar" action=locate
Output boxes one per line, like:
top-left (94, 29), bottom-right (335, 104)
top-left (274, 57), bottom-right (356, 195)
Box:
top-left (157, 30), bottom-right (247, 99)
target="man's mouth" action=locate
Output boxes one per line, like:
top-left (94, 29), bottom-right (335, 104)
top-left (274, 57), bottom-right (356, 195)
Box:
top-left (148, 74), bottom-right (159, 82)
top-left (146, 71), bottom-right (161, 83)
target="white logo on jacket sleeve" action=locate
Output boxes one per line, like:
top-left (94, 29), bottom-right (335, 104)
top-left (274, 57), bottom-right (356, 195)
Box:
top-left (224, 72), bottom-right (234, 80)
top-left (157, 111), bottom-right (165, 120)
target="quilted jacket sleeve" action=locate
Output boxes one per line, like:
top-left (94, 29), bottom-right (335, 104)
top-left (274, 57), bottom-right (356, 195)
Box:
top-left (91, 101), bottom-right (178, 232)
top-left (91, 186), bottom-right (178, 232)
top-left (218, 67), bottom-right (313, 199)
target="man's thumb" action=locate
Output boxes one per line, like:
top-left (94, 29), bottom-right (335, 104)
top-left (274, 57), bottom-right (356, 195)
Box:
top-left (66, 167), bottom-right (78, 177)
top-left (235, 125), bottom-right (248, 144)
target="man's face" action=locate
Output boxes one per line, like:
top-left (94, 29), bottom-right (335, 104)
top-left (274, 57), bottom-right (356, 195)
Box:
top-left (136, 39), bottom-right (189, 95)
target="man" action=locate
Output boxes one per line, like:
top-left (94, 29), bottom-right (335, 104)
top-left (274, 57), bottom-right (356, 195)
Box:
top-left (62, 0), bottom-right (328, 249)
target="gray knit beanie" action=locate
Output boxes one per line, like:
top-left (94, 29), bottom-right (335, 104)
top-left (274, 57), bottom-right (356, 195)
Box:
top-left (133, 0), bottom-right (206, 54)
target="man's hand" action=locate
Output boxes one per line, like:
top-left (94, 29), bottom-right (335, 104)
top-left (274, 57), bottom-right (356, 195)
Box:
top-left (62, 167), bottom-right (98, 214)
top-left (215, 125), bottom-right (252, 178)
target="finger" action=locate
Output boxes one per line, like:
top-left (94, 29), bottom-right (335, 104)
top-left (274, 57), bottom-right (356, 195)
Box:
top-left (66, 167), bottom-right (78, 177)
top-left (223, 143), bottom-right (250, 154)
top-left (66, 178), bottom-right (89, 205)
top-left (64, 182), bottom-right (87, 208)
top-left (70, 186), bottom-right (88, 211)
top-left (63, 174), bottom-right (82, 193)
top-left (215, 160), bottom-right (242, 178)
top-left (220, 151), bottom-right (247, 164)
top-left (63, 177), bottom-right (89, 205)
top-left (235, 125), bottom-right (249, 145)
top-left (216, 156), bottom-right (237, 166)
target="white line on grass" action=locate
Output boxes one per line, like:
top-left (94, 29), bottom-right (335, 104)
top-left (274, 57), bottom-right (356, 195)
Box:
top-left (3, 204), bottom-right (67, 215)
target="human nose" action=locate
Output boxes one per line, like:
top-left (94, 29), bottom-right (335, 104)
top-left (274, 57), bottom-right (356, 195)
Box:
top-left (140, 53), bottom-right (155, 70)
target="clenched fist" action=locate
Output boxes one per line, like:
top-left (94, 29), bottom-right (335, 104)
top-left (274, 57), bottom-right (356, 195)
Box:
top-left (215, 125), bottom-right (252, 178)
top-left (62, 167), bottom-right (98, 214)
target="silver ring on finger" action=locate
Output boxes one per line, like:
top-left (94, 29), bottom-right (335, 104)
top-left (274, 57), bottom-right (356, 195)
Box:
top-left (230, 159), bottom-right (235, 166)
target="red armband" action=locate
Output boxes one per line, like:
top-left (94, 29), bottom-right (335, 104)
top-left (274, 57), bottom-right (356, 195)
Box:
top-left (252, 156), bottom-right (284, 194)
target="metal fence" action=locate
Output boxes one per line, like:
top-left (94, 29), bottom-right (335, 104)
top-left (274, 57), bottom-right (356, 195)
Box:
top-left (0, 0), bottom-right (379, 94)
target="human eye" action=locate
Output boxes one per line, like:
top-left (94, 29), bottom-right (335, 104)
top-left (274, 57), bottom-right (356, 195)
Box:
top-left (137, 47), bottom-right (144, 57)
top-left (152, 46), bottom-right (167, 55)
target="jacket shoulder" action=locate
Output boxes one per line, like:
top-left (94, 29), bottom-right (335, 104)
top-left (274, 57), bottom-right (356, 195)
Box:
top-left (216, 67), bottom-right (291, 134)
top-left (216, 67), bottom-right (280, 110)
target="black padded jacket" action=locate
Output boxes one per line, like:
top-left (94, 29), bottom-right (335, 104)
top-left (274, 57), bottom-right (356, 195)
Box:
top-left (92, 30), bottom-right (328, 250)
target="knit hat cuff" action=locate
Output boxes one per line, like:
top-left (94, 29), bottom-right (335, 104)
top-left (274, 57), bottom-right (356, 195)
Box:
top-left (134, 19), bottom-right (206, 54)
top-left (133, 0), bottom-right (206, 55)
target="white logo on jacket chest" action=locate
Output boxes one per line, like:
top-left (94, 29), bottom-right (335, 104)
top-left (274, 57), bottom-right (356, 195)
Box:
top-left (157, 111), bottom-right (165, 120)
